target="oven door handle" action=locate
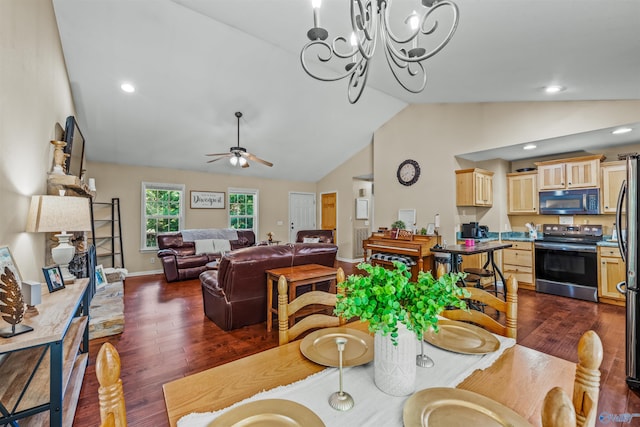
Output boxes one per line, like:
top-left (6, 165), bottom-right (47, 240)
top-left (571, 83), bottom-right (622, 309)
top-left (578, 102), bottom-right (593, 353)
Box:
top-left (616, 179), bottom-right (627, 263)
top-left (534, 242), bottom-right (597, 253)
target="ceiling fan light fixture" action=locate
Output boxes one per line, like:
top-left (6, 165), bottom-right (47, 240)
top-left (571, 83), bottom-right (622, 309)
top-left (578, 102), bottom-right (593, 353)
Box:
top-left (238, 156), bottom-right (247, 166)
top-left (229, 156), bottom-right (238, 166)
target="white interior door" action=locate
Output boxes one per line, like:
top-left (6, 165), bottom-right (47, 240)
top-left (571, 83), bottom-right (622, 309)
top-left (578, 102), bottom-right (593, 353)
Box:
top-left (289, 192), bottom-right (316, 242)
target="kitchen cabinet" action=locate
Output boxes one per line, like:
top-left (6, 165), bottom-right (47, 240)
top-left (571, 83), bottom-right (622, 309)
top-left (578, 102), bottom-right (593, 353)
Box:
top-left (502, 241), bottom-right (535, 290)
top-left (507, 172), bottom-right (538, 214)
top-left (536, 154), bottom-right (604, 190)
top-left (0, 278), bottom-right (90, 426)
top-left (601, 161), bottom-right (626, 214)
top-left (598, 246), bottom-right (625, 306)
top-left (455, 168), bottom-right (494, 207)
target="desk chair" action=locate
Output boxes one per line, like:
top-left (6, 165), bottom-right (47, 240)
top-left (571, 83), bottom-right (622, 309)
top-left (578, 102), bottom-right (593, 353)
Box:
top-left (541, 330), bottom-right (603, 427)
top-left (440, 272), bottom-right (518, 339)
top-left (97, 342), bottom-right (127, 427)
top-left (278, 267), bottom-right (346, 345)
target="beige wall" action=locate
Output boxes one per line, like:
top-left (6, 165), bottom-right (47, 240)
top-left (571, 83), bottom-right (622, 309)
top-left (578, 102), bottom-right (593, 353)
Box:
top-left (317, 143), bottom-right (374, 261)
top-left (373, 101), bottom-right (640, 245)
top-left (87, 161), bottom-right (316, 274)
top-left (0, 0), bottom-right (75, 280)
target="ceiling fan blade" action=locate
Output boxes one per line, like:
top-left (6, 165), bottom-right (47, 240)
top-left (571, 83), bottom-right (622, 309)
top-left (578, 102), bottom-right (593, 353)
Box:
top-left (206, 155), bottom-right (231, 164)
top-left (244, 152), bottom-right (273, 167)
top-left (205, 152), bottom-right (231, 156)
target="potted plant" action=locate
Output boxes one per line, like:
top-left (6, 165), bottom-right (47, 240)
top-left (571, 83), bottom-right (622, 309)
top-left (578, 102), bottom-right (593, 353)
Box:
top-left (335, 261), bottom-right (469, 395)
top-left (390, 220), bottom-right (406, 230)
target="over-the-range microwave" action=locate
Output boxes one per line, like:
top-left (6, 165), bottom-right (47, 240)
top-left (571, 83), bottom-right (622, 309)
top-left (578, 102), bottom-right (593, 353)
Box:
top-left (538, 188), bottom-right (600, 215)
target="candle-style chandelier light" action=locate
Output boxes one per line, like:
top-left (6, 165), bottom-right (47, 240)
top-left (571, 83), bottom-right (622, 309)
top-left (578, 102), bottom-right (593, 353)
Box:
top-left (300, 0), bottom-right (459, 104)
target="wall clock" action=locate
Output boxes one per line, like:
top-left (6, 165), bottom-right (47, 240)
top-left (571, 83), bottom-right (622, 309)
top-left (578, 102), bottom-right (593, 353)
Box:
top-left (397, 159), bottom-right (420, 186)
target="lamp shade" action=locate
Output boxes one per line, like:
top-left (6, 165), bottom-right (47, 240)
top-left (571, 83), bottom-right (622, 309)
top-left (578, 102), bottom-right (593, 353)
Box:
top-left (26, 195), bottom-right (92, 233)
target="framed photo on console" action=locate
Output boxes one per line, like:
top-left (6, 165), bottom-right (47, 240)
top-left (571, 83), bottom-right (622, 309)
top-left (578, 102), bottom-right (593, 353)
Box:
top-left (43, 265), bottom-right (65, 293)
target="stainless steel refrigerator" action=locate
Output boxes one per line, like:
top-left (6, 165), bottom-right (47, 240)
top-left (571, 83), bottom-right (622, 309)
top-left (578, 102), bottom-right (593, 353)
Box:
top-left (616, 154), bottom-right (640, 389)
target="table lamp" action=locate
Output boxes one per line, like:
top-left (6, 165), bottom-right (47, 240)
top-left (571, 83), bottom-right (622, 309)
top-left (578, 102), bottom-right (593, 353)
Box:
top-left (26, 195), bottom-right (92, 283)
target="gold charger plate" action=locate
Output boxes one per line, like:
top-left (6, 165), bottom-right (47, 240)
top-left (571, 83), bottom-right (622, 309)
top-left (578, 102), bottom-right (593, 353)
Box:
top-left (403, 387), bottom-right (533, 427)
top-left (300, 326), bottom-right (374, 367)
top-left (208, 399), bottom-right (325, 427)
top-left (423, 319), bottom-right (500, 354)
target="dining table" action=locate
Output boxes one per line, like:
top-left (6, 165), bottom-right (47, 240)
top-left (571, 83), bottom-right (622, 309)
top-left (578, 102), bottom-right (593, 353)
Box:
top-left (163, 321), bottom-right (575, 427)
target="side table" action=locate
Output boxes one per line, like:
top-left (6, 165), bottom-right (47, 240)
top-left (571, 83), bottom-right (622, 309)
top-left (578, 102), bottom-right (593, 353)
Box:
top-left (265, 264), bottom-right (338, 332)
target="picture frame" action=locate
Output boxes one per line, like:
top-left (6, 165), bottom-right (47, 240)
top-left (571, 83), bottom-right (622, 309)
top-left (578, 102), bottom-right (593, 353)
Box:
top-left (190, 191), bottom-right (225, 209)
top-left (0, 245), bottom-right (23, 287)
top-left (95, 264), bottom-right (107, 290)
top-left (426, 223), bottom-right (435, 235)
top-left (356, 198), bottom-right (369, 220)
top-left (42, 265), bottom-right (65, 293)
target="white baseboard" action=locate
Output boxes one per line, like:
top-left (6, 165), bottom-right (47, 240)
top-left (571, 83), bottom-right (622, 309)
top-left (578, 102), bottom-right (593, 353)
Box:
top-left (336, 256), bottom-right (362, 264)
top-left (127, 269), bottom-right (164, 277)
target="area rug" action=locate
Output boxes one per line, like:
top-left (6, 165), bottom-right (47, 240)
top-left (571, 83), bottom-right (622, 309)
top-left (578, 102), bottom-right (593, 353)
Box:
top-left (89, 280), bottom-right (124, 339)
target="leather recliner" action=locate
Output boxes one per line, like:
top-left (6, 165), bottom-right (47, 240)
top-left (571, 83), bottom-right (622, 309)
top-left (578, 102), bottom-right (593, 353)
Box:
top-left (157, 230), bottom-right (256, 282)
top-left (295, 229), bottom-right (334, 244)
top-left (200, 243), bottom-right (338, 330)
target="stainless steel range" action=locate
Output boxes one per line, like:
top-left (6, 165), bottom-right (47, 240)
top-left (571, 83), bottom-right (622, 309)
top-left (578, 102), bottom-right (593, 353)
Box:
top-left (534, 224), bottom-right (603, 302)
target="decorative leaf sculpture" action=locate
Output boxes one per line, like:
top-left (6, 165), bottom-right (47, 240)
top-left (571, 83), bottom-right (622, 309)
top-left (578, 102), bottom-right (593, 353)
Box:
top-left (0, 266), bottom-right (25, 326)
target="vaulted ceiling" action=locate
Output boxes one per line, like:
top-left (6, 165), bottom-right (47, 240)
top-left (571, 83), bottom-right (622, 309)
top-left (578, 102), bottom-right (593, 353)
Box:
top-left (52, 0), bottom-right (640, 182)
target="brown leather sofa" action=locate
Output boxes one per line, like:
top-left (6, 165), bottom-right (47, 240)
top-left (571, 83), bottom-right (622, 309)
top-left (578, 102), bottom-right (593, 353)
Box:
top-left (157, 230), bottom-right (256, 282)
top-left (200, 243), bottom-right (338, 330)
top-left (295, 229), bottom-right (334, 243)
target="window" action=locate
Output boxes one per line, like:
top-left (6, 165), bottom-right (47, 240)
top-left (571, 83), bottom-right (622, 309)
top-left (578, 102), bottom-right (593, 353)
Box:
top-left (141, 182), bottom-right (185, 250)
top-left (229, 188), bottom-right (258, 233)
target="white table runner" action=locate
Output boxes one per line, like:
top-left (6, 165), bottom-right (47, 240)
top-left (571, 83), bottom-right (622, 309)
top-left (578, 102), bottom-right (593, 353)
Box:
top-left (178, 335), bottom-right (516, 427)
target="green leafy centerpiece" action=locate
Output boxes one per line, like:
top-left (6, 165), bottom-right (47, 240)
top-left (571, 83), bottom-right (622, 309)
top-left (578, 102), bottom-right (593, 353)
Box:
top-left (335, 261), bottom-right (469, 395)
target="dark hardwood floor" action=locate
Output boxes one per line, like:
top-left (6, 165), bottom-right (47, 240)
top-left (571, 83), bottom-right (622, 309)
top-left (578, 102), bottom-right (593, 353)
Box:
top-left (74, 262), bottom-right (640, 426)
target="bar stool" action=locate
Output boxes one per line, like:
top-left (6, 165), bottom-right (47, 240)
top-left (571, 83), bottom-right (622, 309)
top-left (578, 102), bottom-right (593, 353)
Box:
top-left (463, 267), bottom-right (498, 296)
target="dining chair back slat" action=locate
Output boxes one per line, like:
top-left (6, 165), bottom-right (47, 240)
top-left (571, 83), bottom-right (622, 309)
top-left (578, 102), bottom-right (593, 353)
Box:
top-left (278, 267), bottom-right (346, 345)
top-left (441, 275), bottom-right (518, 339)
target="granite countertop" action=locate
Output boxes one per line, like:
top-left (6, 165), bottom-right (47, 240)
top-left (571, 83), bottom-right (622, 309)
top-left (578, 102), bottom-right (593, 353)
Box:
top-left (500, 232), bottom-right (535, 242)
top-left (598, 238), bottom-right (620, 247)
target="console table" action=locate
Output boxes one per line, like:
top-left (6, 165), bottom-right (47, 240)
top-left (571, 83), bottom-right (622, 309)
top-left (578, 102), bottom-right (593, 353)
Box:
top-left (0, 278), bottom-right (90, 426)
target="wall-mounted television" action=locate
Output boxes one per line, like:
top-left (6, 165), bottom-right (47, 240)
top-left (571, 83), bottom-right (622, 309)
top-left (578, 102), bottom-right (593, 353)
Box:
top-left (63, 116), bottom-right (86, 179)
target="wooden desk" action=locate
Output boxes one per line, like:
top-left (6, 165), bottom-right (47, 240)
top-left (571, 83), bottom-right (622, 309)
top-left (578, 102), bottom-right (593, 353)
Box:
top-left (265, 264), bottom-right (338, 332)
top-left (163, 321), bottom-right (575, 427)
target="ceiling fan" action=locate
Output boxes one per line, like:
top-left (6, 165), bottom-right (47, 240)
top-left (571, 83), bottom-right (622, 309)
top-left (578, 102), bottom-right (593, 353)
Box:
top-left (205, 112), bottom-right (273, 168)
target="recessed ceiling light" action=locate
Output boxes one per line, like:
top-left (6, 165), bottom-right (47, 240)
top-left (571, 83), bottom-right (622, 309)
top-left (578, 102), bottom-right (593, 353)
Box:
top-left (612, 127), bottom-right (632, 135)
top-left (523, 144), bottom-right (537, 150)
top-left (544, 85), bottom-right (565, 94)
top-left (120, 82), bottom-right (135, 93)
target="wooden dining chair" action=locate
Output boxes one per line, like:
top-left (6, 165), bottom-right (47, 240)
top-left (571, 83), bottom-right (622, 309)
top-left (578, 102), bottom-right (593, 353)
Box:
top-left (439, 269), bottom-right (518, 339)
top-left (278, 267), bottom-right (346, 345)
top-left (541, 330), bottom-right (603, 427)
top-left (97, 342), bottom-right (127, 427)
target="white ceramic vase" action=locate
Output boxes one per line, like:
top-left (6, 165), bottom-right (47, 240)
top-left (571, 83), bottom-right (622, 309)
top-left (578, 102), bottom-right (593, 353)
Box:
top-left (374, 322), bottom-right (417, 396)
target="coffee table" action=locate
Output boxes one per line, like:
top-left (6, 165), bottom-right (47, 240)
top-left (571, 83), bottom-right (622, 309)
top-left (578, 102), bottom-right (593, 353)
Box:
top-left (265, 264), bottom-right (338, 332)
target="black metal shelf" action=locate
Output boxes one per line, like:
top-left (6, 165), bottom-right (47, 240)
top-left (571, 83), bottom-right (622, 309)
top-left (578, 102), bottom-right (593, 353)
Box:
top-left (90, 197), bottom-right (124, 269)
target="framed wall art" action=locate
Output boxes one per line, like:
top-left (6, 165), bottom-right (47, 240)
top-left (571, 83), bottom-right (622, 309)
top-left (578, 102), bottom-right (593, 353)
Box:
top-left (190, 191), bottom-right (225, 209)
top-left (356, 198), bottom-right (369, 220)
top-left (43, 265), bottom-right (65, 293)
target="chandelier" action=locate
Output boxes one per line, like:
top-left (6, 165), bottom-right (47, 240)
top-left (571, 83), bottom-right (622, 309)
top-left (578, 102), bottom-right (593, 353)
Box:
top-left (300, 0), bottom-right (459, 104)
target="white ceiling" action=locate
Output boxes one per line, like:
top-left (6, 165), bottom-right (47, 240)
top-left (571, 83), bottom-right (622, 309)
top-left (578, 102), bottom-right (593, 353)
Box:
top-left (52, 0), bottom-right (640, 182)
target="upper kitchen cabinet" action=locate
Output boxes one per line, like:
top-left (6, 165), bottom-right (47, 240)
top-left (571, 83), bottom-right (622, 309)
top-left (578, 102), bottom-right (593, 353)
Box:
top-left (601, 160), bottom-right (627, 214)
top-left (456, 168), bottom-right (494, 207)
top-left (535, 154), bottom-right (605, 190)
top-left (507, 171), bottom-right (538, 214)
